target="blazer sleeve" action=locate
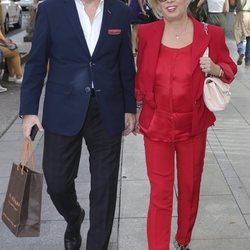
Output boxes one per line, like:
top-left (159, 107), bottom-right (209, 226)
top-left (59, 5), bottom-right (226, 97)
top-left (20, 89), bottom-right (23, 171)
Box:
top-left (119, 7), bottom-right (136, 114)
top-left (19, 2), bottom-right (50, 116)
top-left (215, 29), bottom-right (237, 83)
top-left (135, 26), bottom-right (145, 102)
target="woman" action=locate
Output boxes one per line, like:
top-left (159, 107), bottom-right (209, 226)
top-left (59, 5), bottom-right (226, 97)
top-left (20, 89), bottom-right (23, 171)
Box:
top-left (135, 0), bottom-right (237, 249)
top-left (0, 31), bottom-right (23, 84)
top-left (197, 0), bottom-right (229, 30)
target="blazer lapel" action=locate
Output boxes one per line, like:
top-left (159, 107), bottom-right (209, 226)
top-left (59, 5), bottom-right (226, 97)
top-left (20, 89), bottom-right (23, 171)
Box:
top-left (92, 0), bottom-right (113, 58)
top-left (63, 0), bottom-right (91, 58)
top-left (190, 16), bottom-right (210, 73)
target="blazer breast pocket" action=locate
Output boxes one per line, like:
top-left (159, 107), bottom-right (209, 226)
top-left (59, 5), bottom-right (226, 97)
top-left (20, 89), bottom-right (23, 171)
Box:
top-left (107, 29), bottom-right (122, 36)
top-left (105, 29), bottom-right (122, 51)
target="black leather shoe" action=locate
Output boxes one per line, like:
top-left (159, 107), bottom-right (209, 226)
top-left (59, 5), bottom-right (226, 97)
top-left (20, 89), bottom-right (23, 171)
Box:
top-left (64, 208), bottom-right (85, 250)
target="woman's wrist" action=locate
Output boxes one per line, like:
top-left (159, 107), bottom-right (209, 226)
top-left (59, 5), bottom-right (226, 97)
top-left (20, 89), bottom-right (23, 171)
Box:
top-left (136, 101), bottom-right (143, 112)
top-left (216, 65), bottom-right (224, 78)
top-left (212, 65), bottom-right (224, 78)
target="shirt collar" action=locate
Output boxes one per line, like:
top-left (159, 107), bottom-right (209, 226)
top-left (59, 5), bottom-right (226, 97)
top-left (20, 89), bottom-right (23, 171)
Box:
top-left (76, 0), bottom-right (104, 10)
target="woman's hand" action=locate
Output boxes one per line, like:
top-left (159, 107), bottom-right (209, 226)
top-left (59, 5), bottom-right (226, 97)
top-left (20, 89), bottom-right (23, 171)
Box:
top-left (133, 110), bottom-right (141, 135)
top-left (199, 56), bottom-right (222, 77)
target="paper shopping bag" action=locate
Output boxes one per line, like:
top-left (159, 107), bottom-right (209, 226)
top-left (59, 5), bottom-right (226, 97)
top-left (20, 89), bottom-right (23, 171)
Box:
top-left (2, 141), bottom-right (43, 237)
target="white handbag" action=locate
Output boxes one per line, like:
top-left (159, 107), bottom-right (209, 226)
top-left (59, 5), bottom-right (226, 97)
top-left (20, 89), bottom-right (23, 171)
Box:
top-left (202, 48), bottom-right (231, 112)
top-left (203, 76), bottom-right (231, 111)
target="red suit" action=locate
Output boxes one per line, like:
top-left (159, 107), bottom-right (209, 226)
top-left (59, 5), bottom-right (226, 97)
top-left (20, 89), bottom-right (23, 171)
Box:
top-left (136, 16), bottom-right (237, 250)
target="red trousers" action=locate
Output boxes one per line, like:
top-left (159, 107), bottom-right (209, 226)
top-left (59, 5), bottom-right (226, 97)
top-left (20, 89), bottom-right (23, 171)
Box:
top-left (144, 132), bottom-right (207, 250)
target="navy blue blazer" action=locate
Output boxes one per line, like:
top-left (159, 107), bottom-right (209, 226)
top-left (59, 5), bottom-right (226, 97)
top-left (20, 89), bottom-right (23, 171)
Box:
top-left (20, 0), bottom-right (136, 136)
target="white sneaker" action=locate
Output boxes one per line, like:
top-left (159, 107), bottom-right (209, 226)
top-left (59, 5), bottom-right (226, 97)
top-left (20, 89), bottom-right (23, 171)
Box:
top-left (0, 84), bottom-right (7, 93)
top-left (8, 76), bottom-right (16, 82)
top-left (16, 76), bottom-right (23, 84)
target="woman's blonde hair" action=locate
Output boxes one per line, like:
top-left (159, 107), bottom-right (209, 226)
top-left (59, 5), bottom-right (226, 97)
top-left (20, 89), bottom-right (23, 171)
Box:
top-left (148, 0), bottom-right (163, 19)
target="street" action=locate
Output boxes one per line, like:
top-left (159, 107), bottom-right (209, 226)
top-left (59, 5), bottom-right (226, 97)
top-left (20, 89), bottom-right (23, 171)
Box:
top-left (6, 9), bottom-right (30, 37)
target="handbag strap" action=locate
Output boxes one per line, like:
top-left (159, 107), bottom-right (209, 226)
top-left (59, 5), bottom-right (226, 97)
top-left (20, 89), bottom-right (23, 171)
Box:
top-left (202, 48), bottom-right (209, 77)
top-left (203, 47), bottom-right (209, 57)
top-left (18, 141), bottom-right (36, 175)
top-left (202, 22), bottom-right (210, 77)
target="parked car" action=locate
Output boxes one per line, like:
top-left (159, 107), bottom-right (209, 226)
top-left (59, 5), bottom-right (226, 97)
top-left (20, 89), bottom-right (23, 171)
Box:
top-left (16, 0), bottom-right (32, 10)
top-left (0, 0), bottom-right (22, 33)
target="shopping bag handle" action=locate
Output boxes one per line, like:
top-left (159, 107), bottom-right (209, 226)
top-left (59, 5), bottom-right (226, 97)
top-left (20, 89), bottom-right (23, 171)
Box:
top-left (17, 141), bottom-right (36, 175)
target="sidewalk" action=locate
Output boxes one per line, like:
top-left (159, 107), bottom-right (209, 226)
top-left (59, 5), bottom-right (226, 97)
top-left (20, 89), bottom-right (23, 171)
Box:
top-left (1, 37), bottom-right (250, 250)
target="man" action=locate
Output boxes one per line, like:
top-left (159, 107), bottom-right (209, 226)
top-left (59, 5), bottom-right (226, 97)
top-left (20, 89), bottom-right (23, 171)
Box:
top-left (19, 0), bottom-right (136, 249)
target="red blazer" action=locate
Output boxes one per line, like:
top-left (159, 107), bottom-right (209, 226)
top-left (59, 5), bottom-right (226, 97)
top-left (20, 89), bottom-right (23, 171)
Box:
top-left (135, 16), bottom-right (237, 136)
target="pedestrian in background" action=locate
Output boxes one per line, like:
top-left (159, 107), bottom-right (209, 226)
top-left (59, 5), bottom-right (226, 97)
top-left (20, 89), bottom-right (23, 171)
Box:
top-left (0, 49), bottom-right (7, 93)
top-left (135, 0), bottom-right (237, 249)
top-left (198, 0), bottom-right (229, 30)
top-left (19, 0), bottom-right (136, 249)
top-left (188, 0), bottom-right (208, 22)
top-left (0, 6), bottom-right (5, 35)
top-left (0, 31), bottom-right (23, 84)
top-left (230, 0), bottom-right (250, 66)
top-left (129, 0), bottom-right (148, 55)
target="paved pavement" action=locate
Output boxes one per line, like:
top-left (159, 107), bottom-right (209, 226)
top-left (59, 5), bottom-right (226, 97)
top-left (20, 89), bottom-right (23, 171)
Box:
top-left (1, 19), bottom-right (250, 250)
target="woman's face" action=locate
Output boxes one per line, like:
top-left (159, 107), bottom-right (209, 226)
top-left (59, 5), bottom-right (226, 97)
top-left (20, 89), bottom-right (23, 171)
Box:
top-left (157, 0), bottom-right (190, 21)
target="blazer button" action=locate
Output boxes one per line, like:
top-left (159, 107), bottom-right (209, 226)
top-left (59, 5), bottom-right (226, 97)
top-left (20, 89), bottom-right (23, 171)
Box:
top-left (85, 87), bottom-right (91, 93)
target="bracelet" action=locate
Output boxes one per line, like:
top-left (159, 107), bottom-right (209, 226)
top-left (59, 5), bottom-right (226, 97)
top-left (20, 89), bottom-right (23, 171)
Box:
top-left (136, 102), bottom-right (142, 112)
top-left (136, 105), bottom-right (142, 111)
top-left (136, 101), bottom-right (143, 108)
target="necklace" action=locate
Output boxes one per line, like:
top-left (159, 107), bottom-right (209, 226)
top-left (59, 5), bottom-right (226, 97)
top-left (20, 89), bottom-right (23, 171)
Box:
top-left (175, 18), bottom-right (189, 40)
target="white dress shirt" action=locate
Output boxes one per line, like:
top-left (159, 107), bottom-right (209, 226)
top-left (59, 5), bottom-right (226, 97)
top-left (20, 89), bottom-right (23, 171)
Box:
top-left (74, 0), bottom-right (104, 56)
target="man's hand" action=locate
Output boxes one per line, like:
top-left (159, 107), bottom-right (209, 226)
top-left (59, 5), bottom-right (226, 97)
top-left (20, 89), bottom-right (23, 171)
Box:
top-left (22, 115), bottom-right (44, 141)
top-left (123, 113), bottom-right (135, 136)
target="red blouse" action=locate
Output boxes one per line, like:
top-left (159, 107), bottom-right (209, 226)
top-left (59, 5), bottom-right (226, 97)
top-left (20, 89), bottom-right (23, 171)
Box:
top-left (141, 43), bottom-right (193, 142)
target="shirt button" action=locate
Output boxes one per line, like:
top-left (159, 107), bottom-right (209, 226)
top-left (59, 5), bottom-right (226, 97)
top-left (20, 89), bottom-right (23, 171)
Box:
top-left (85, 87), bottom-right (91, 93)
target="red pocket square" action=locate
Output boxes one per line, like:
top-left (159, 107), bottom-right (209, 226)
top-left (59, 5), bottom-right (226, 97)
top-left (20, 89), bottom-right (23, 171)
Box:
top-left (108, 29), bottom-right (121, 35)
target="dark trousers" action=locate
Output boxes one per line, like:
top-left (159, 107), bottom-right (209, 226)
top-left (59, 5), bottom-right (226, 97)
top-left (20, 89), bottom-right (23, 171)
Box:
top-left (43, 94), bottom-right (122, 250)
